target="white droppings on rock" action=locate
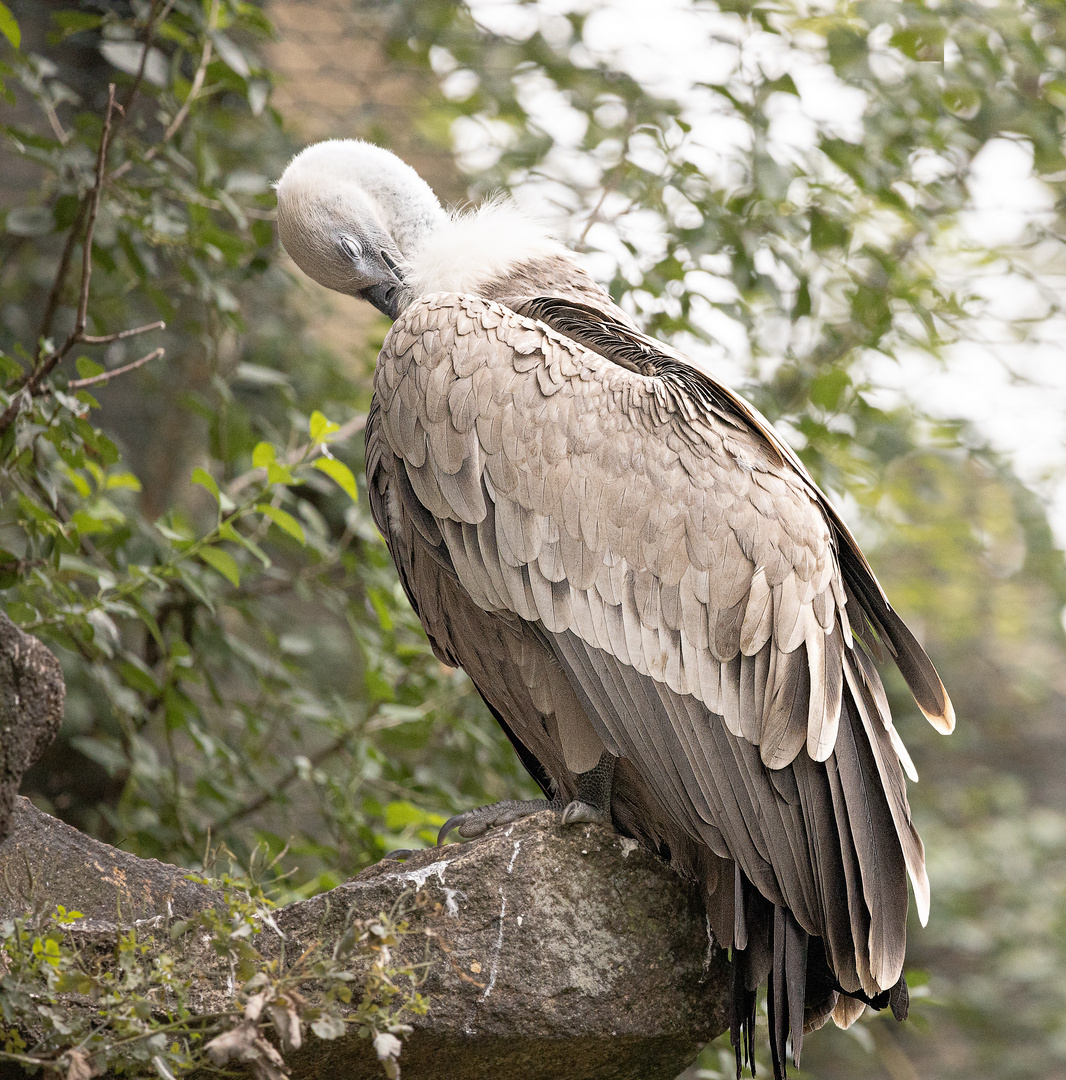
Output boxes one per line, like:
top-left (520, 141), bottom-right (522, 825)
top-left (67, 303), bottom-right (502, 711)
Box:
top-left (443, 888), bottom-right (461, 917)
top-left (507, 839), bottom-right (523, 873)
top-left (382, 858), bottom-right (449, 890)
top-left (481, 887), bottom-right (507, 1001)
top-left (257, 909), bottom-right (286, 938)
top-left (619, 838), bottom-right (640, 858)
top-left (516, 915), bottom-right (523, 927)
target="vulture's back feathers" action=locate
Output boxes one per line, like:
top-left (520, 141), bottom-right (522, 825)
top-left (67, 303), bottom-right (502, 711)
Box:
top-left (365, 276), bottom-right (950, 1078)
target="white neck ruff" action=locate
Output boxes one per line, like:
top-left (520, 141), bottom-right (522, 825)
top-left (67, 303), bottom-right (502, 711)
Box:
top-left (403, 200), bottom-right (568, 297)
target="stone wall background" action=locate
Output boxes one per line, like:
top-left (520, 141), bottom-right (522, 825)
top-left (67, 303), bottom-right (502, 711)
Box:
top-left (264, 0), bottom-right (463, 356)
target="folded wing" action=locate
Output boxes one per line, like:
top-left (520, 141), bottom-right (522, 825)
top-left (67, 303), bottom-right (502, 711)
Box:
top-left (371, 290), bottom-right (947, 1006)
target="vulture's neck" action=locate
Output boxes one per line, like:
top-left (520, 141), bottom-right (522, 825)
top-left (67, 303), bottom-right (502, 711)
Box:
top-left (404, 201), bottom-right (570, 299)
top-left (277, 139), bottom-right (609, 310)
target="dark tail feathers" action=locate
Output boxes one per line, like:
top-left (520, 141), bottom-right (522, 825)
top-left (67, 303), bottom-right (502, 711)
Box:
top-left (730, 903), bottom-right (909, 1080)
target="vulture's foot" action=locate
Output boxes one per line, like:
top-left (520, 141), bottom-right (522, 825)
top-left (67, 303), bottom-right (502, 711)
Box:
top-left (437, 754), bottom-right (619, 844)
top-left (437, 799), bottom-right (565, 845)
top-left (562, 751), bottom-right (616, 827)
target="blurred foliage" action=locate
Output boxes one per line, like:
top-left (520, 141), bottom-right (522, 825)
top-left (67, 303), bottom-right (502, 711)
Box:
top-left (1, 1), bottom-right (1066, 1079)
top-left (0, 859), bottom-right (425, 1078)
top-left (0, 0), bottom-right (534, 903)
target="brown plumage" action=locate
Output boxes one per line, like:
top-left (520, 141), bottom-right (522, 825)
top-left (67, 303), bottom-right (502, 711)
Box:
top-left (276, 140), bottom-right (955, 1078)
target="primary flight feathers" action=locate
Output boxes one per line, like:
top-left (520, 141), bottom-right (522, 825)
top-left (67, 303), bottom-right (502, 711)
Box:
top-left (276, 140), bottom-right (954, 1079)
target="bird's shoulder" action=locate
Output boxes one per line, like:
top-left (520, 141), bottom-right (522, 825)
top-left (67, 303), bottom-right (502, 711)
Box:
top-left (378, 289), bottom-right (833, 566)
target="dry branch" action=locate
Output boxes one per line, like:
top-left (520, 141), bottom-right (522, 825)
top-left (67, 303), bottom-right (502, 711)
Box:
top-left (67, 347), bottom-right (166, 389)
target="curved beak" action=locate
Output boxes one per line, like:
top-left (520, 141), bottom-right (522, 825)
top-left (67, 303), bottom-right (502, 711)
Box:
top-left (359, 279), bottom-right (405, 320)
top-left (339, 237), bottom-right (407, 319)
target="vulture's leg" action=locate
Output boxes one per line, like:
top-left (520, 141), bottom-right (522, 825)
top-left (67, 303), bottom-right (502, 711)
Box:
top-left (438, 798), bottom-right (566, 845)
top-left (561, 750), bottom-right (616, 826)
top-left (437, 752), bottom-right (617, 844)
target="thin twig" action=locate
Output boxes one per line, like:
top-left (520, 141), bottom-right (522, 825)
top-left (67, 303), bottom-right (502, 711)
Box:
top-left (226, 413), bottom-right (368, 497)
top-left (72, 86), bottom-right (116, 341)
top-left (43, 100), bottom-right (69, 145)
top-left (38, 2), bottom-right (166, 343)
top-left (111, 0), bottom-right (219, 182)
top-left (0, 85), bottom-right (121, 434)
top-left (159, 0), bottom-right (217, 144)
top-left (67, 347), bottom-right (165, 390)
top-left (118, 0), bottom-right (168, 118)
top-left (576, 130), bottom-right (635, 249)
top-left (38, 196), bottom-right (88, 341)
top-left (80, 320), bottom-right (165, 345)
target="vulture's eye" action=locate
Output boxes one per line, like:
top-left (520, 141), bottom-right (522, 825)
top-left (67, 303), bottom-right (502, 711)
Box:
top-left (339, 235), bottom-right (362, 261)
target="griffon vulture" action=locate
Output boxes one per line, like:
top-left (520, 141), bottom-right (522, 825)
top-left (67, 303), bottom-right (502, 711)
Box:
top-left (275, 140), bottom-right (954, 1078)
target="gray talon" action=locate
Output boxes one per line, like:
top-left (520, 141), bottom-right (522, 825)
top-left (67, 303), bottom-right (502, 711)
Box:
top-left (561, 800), bottom-right (611, 827)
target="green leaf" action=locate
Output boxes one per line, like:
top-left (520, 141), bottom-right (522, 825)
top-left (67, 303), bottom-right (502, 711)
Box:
top-left (792, 278), bottom-right (811, 319)
top-left (119, 659), bottom-right (162, 697)
top-left (810, 368), bottom-right (849, 410)
top-left (0, 550), bottom-right (19, 589)
top-left (314, 457), bottom-right (359, 503)
top-left (267, 462), bottom-right (295, 485)
top-left (64, 468), bottom-right (91, 498)
top-left (256, 503), bottom-right (305, 544)
top-left (891, 25), bottom-right (945, 62)
top-left (0, 3), bottom-right (20, 49)
top-left (191, 467), bottom-right (220, 502)
top-left (210, 31), bottom-right (251, 78)
top-left (0, 351), bottom-right (23, 381)
top-left (75, 356), bottom-right (104, 379)
top-left (764, 74), bottom-right (798, 96)
top-left (51, 11), bottom-right (103, 39)
top-left (105, 471), bottom-right (142, 492)
top-left (310, 410), bottom-right (341, 444)
top-left (252, 442), bottom-right (276, 468)
top-left (384, 800), bottom-right (445, 830)
top-left (198, 546), bottom-right (240, 586)
top-left (72, 510), bottom-right (115, 535)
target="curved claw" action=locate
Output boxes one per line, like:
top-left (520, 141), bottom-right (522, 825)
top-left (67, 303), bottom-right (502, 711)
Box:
top-left (382, 848), bottom-right (415, 861)
top-left (560, 800), bottom-right (612, 827)
top-left (437, 812), bottom-right (474, 847)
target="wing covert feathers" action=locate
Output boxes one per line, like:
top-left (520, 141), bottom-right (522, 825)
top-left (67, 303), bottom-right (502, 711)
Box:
top-left (370, 286), bottom-right (952, 1078)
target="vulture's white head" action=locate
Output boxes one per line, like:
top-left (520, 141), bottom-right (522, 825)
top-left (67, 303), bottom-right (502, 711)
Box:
top-left (275, 140), bottom-right (566, 316)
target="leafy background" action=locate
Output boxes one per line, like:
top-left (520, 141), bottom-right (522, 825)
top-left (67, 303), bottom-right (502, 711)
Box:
top-left (1, 1), bottom-right (1065, 1078)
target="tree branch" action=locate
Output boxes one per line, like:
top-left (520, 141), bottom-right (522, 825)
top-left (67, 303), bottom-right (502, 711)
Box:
top-left (67, 347), bottom-right (165, 390)
top-left (0, 86), bottom-right (120, 433)
top-left (37, 196), bottom-right (88, 342)
top-left (2, 88), bottom-right (169, 435)
top-left (37, 1), bottom-right (169, 344)
top-left (118, 0), bottom-right (172, 119)
top-left (209, 732), bottom-right (352, 833)
top-left (110, 0), bottom-right (220, 183)
top-left (79, 320), bottom-right (166, 346)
